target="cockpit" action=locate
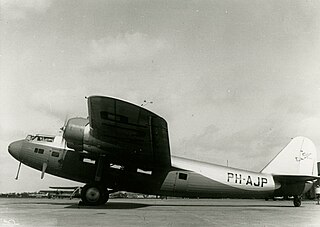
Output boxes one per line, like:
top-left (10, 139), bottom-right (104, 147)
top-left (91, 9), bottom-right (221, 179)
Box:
top-left (25, 134), bottom-right (55, 143)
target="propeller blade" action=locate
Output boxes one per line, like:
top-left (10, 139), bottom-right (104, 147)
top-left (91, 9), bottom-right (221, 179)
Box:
top-left (60, 115), bottom-right (69, 132)
top-left (60, 115), bottom-right (69, 149)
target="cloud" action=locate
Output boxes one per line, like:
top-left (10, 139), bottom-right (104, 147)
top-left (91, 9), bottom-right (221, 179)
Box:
top-left (28, 88), bottom-right (89, 120)
top-left (174, 92), bottom-right (320, 171)
top-left (89, 33), bottom-right (169, 68)
top-left (176, 118), bottom-right (286, 171)
top-left (1, 0), bottom-right (53, 20)
top-left (272, 92), bottom-right (320, 117)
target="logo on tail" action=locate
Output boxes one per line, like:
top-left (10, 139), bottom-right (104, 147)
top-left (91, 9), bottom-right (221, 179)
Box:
top-left (295, 150), bottom-right (312, 162)
top-left (261, 136), bottom-right (317, 176)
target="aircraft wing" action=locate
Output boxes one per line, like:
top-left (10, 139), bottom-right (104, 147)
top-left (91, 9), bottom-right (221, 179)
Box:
top-left (87, 96), bottom-right (171, 170)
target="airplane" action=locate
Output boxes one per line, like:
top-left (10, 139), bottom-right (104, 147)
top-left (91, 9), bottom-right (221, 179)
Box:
top-left (8, 96), bottom-right (319, 207)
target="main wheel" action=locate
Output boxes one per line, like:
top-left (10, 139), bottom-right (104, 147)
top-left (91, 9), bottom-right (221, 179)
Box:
top-left (293, 196), bottom-right (301, 207)
top-left (81, 183), bottom-right (109, 206)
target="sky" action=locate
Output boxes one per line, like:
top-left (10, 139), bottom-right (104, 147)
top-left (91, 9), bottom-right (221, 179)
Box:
top-left (1, 0), bottom-right (320, 193)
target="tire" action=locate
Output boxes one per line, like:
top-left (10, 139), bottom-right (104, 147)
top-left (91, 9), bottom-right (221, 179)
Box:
top-left (81, 183), bottom-right (109, 206)
top-left (293, 196), bottom-right (301, 207)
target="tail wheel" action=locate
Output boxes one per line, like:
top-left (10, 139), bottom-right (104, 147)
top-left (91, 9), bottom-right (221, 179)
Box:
top-left (81, 183), bottom-right (109, 206)
top-left (293, 196), bottom-right (302, 207)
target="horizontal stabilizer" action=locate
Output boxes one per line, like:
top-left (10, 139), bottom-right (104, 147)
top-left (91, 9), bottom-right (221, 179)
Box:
top-left (272, 175), bottom-right (320, 184)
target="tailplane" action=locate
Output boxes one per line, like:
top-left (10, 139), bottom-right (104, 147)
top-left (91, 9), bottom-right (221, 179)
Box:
top-left (261, 136), bottom-right (318, 177)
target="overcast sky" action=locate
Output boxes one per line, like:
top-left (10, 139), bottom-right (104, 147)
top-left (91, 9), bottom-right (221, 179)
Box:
top-left (1, 0), bottom-right (320, 192)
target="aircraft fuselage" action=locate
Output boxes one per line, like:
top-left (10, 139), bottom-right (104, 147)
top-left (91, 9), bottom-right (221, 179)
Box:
top-left (9, 136), bottom-right (311, 200)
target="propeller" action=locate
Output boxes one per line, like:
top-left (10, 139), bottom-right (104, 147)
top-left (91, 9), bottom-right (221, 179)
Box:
top-left (60, 115), bottom-right (69, 134)
top-left (60, 115), bottom-right (69, 150)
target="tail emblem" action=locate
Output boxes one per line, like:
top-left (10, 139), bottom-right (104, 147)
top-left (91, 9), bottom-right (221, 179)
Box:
top-left (295, 150), bottom-right (312, 162)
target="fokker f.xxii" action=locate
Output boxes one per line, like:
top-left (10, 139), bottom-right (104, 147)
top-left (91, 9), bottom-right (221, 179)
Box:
top-left (8, 96), bottom-right (319, 207)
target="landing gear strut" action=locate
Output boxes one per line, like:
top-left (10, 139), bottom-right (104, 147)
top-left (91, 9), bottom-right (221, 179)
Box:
top-left (80, 183), bottom-right (109, 206)
top-left (293, 195), bottom-right (302, 207)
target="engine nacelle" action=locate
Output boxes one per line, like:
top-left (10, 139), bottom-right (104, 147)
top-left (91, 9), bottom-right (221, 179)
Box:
top-left (63, 117), bottom-right (89, 150)
top-left (63, 117), bottom-right (120, 153)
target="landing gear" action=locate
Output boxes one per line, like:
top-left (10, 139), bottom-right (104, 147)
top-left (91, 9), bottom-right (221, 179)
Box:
top-left (80, 183), bottom-right (109, 206)
top-left (80, 155), bottom-right (110, 206)
top-left (293, 196), bottom-right (302, 207)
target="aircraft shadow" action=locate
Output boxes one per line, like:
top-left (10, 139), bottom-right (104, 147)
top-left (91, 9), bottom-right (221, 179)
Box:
top-left (6, 200), bottom-right (294, 209)
top-left (64, 201), bottom-right (293, 209)
top-left (65, 202), bottom-right (151, 209)
top-left (8, 200), bottom-right (76, 206)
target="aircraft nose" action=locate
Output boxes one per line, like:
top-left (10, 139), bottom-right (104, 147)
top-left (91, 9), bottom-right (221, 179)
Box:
top-left (8, 141), bottom-right (22, 160)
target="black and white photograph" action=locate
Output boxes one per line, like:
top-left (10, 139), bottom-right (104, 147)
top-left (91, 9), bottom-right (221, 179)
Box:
top-left (1, 0), bottom-right (320, 226)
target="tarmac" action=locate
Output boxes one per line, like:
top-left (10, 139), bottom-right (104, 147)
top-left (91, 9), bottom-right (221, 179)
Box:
top-left (0, 198), bottom-right (320, 227)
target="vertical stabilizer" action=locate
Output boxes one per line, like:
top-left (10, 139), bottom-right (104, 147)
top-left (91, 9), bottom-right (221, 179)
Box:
top-left (261, 136), bottom-right (318, 176)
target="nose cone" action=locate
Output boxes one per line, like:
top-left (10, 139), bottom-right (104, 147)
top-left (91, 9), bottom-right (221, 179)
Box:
top-left (8, 141), bottom-right (22, 160)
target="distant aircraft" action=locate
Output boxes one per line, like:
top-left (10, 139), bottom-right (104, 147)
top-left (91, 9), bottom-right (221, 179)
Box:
top-left (8, 96), bottom-right (319, 207)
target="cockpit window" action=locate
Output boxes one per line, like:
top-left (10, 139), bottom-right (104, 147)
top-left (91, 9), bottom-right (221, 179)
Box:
top-left (26, 135), bottom-right (35, 141)
top-left (44, 137), bottom-right (54, 142)
top-left (26, 135), bottom-right (55, 142)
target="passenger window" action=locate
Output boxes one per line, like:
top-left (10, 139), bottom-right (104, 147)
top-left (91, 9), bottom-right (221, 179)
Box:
top-left (178, 173), bottom-right (188, 180)
top-left (34, 148), bottom-right (38, 153)
top-left (51, 151), bottom-right (59, 157)
top-left (38, 149), bottom-right (44, 154)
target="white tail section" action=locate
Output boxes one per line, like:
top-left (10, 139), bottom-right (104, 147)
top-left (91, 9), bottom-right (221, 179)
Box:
top-left (261, 136), bottom-right (318, 176)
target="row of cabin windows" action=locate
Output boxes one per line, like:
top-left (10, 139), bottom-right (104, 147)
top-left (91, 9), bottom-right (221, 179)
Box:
top-left (34, 148), bottom-right (59, 158)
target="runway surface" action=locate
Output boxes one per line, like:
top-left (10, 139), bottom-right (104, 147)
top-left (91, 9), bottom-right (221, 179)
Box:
top-left (0, 198), bottom-right (319, 227)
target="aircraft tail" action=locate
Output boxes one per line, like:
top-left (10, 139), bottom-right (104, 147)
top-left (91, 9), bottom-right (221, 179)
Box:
top-left (261, 136), bottom-right (318, 177)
